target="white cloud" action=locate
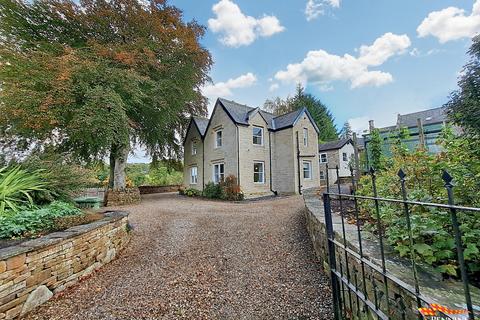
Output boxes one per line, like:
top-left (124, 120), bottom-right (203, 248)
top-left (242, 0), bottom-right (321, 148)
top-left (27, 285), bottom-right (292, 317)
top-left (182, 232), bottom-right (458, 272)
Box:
top-left (269, 83), bottom-right (280, 92)
top-left (202, 73), bottom-right (257, 100)
top-left (347, 116), bottom-right (370, 134)
top-left (305, 0), bottom-right (340, 21)
top-left (274, 32), bottom-right (411, 89)
top-left (208, 0), bottom-right (284, 47)
top-left (417, 0), bottom-right (480, 43)
top-left (409, 47), bottom-right (443, 57)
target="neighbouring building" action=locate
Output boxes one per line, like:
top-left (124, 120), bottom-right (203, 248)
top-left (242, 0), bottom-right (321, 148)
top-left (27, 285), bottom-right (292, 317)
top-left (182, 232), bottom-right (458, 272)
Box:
top-left (318, 138), bottom-right (355, 185)
top-left (363, 106), bottom-right (454, 167)
top-left (183, 98), bottom-right (321, 197)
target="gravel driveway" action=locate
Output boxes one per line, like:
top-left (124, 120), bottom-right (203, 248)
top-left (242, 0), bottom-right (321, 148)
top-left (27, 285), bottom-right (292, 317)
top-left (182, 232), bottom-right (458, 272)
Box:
top-left (25, 193), bottom-right (332, 320)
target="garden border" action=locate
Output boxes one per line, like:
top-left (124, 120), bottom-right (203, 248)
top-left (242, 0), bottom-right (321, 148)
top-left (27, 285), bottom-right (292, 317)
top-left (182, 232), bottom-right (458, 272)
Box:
top-left (0, 211), bottom-right (130, 319)
top-left (303, 188), bottom-right (480, 319)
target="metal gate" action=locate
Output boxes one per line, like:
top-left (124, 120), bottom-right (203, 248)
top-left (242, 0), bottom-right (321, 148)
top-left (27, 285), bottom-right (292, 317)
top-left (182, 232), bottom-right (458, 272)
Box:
top-left (323, 166), bottom-right (478, 320)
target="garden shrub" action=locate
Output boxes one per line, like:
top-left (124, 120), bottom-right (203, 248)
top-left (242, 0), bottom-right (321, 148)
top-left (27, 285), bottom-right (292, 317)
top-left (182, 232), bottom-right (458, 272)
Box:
top-left (203, 182), bottom-right (224, 199)
top-left (22, 152), bottom-right (96, 203)
top-left (0, 166), bottom-right (47, 214)
top-left (184, 188), bottom-right (201, 197)
top-left (357, 126), bottom-right (480, 281)
top-left (0, 201), bottom-right (82, 239)
top-left (221, 175), bottom-right (244, 201)
top-left (202, 176), bottom-right (244, 201)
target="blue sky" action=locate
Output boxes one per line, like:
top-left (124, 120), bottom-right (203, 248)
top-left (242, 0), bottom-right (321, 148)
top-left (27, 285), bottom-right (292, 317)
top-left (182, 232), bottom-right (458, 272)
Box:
top-left (129, 0), bottom-right (480, 162)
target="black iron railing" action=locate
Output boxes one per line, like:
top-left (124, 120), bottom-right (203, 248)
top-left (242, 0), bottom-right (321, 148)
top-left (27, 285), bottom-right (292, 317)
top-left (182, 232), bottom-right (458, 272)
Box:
top-left (323, 164), bottom-right (479, 320)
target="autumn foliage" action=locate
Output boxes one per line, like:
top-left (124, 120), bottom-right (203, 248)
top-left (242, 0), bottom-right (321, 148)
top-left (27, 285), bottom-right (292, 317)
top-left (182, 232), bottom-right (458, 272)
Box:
top-left (0, 0), bottom-right (212, 187)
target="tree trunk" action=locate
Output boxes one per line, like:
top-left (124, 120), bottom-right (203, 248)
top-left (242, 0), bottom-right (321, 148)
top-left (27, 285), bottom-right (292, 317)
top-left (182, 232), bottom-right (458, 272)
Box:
top-left (113, 144), bottom-right (129, 190)
top-left (108, 149), bottom-right (115, 189)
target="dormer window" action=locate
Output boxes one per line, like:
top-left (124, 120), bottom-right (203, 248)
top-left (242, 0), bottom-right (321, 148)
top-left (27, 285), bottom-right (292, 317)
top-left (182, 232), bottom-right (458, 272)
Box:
top-left (215, 130), bottom-right (222, 148)
top-left (253, 126), bottom-right (263, 145)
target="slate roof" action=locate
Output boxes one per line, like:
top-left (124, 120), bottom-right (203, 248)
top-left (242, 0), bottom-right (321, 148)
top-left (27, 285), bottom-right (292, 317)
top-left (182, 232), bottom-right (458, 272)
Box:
top-left (192, 117), bottom-right (209, 136)
top-left (188, 98), bottom-right (320, 140)
top-left (217, 98), bottom-right (318, 132)
top-left (319, 138), bottom-right (352, 152)
top-left (218, 98), bottom-right (257, 126)
top-left (272, 108), bottom-right (304, 130)
top-left (397, 106), bottom-right (447, 128)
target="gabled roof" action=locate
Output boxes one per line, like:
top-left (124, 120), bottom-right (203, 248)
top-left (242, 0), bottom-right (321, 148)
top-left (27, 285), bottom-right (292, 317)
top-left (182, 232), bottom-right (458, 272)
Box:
top-left (273, 108), bottom-right (304, 131)
top-left (192, 117), bottom-right (209, 136)
top-left (218, 98), bottom-right (252, 125)
top-left (217, 98), bottom-right (319, 132)
top-left (319, 138), bottom-right (352, 152)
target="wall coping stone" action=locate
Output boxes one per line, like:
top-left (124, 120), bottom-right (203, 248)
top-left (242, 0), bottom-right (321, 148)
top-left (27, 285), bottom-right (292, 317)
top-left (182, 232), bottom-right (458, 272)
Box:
top-left (303, 188), bottom-right (480, 315)
top-left (0, 211), bottom-right (128, 261)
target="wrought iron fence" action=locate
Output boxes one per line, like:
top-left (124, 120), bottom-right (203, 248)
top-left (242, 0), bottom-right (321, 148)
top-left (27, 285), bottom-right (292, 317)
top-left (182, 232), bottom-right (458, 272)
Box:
top-left (323, 164), bottom-right (479, 320)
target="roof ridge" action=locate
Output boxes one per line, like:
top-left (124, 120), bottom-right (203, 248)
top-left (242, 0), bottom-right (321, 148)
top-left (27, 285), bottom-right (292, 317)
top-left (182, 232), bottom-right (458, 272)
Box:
top-left (218, 97), bottom-right (255, 110)
top-left (399, 106), bottom-right (446, 116)
top-left (273, 107), bottom-right (304, 120)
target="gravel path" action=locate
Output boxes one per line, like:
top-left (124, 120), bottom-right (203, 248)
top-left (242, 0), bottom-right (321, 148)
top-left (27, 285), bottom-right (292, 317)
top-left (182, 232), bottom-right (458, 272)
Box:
top-left (25, 193), bottom-right (332, 320)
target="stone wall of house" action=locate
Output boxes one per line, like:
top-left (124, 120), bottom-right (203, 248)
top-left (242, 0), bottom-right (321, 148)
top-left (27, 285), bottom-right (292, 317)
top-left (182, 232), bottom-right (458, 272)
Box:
top-left (104, 188), bottom-right (141, 206)
top-left (203, 105), bottom-right (239, 186)
top-left (238, 112), bottom-right (272, 197)
top-left (138, 185), bottom-right (180, 194)
top-left (183, 122), bottom-right (204, 191)
top-left (294, 115), bottom-right (320, 191)
top-left (271, 127), bottom-right (295, 194)
top-left (303, 188), bottom-right (480, 319)
top-left (0, 212), bottom-right (130, 319)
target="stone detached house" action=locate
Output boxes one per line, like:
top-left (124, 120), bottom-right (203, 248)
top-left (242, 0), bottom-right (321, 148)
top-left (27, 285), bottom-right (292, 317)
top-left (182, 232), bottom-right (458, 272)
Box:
top-left (318, 138), bottom-right (355, 185)
top-left (183, 98), bottom-right (321, 197)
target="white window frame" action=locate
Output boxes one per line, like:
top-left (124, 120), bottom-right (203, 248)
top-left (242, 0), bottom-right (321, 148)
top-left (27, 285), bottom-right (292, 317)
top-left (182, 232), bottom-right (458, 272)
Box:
top-left (252, 126), bottom-right (264, 146)
top-left (303, 161), bottom-right (312, 180)
top-left (253, 161), bottom-right (265, 184)
top-left (320, 153), bottom-right (328, 163)
top-left (190, 167), bottom-right (198, 184)
top-left (215, 130), bottom-right (223, 148)
top-left (213, 163), bottom-right (224, 184)
top-left (303, 128), bottom-right (308, 146)
top-left (342, 152), bottom-right (348, 162)
top-left (192, 142), bottom-right (197, 156)
top-left (320, 170), bottom-right (326, 180)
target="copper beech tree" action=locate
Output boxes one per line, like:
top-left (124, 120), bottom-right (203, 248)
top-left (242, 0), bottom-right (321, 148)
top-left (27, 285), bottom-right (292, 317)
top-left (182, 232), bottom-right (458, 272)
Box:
top-left (0, 0), bottom-right (212, 189)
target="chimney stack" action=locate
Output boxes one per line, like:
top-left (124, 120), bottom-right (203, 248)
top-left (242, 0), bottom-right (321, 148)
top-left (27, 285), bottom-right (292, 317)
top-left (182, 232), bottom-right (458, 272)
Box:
top-left (368, 120), bottom-right (375, 133)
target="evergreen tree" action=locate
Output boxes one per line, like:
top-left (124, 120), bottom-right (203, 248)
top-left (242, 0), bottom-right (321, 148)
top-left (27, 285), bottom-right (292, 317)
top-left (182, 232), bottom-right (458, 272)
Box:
top-left (263, 84), bottom-right (338, 141)
top-left (0, 0), bottom-right (212, 189)
top-left (445, 35), bottom-right (480, 137)
top-left (340, 121), bottom-right (353, 139)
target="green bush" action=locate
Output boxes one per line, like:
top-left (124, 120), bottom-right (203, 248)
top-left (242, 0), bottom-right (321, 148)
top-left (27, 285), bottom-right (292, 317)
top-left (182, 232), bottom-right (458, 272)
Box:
top-left (0, 166), bottom-right (47, 214)
top-left (21, 153), bottom-right (96, 203)
top-left (184, 188), bottom-right (201, 197)
top-left (0, 201), bottom-right (82, 239)
top-left (221, 175), bottom-right (244, 201)
top-left (203, 182), bottom-right (224, 199)
top-left (202, 176), bottom-right (244, 201)
top-left (357, 127), bottom-right (480, 279)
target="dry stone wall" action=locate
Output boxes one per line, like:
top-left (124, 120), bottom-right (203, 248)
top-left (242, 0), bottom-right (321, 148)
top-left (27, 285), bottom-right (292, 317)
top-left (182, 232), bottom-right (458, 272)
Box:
top-left (0, 211), bottom-right (130, 319)
top-left (104, 188), bottom-right (141, 206)
top-left (138, 185), bottom-right (180, 194)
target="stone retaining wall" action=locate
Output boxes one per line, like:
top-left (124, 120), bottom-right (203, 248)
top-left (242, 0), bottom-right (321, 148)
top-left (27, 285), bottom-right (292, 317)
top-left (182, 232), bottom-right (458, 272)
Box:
top-left (0, 211), bottom-right (130, 319)
top-left (303, 188), bottom-right (480, 319)
top-left (138, 185), bottom-right (180, 195)
top-left (104, 188), bottom-right (141, 206)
